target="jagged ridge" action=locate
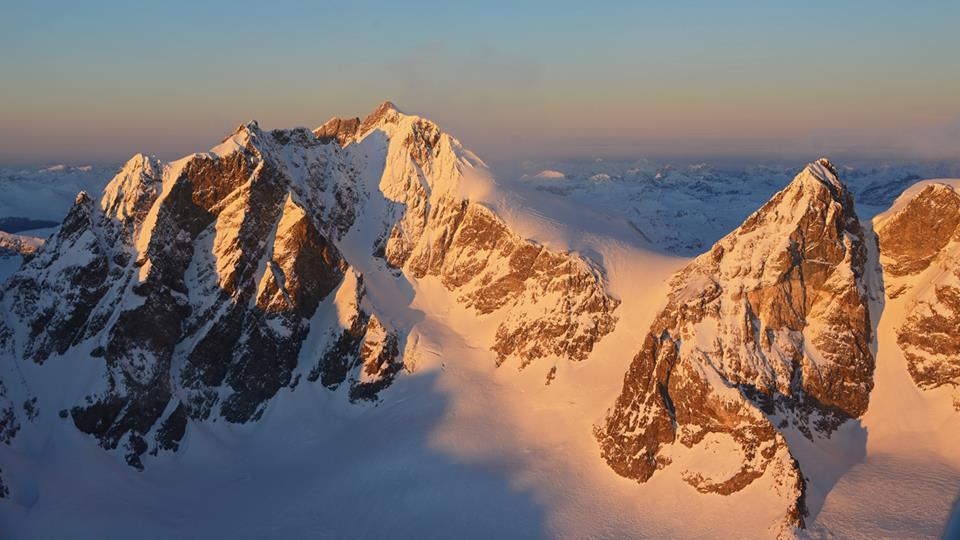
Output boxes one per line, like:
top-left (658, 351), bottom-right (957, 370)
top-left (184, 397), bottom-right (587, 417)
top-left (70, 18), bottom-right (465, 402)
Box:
top-left (0, 102), bottom-right (619, 471)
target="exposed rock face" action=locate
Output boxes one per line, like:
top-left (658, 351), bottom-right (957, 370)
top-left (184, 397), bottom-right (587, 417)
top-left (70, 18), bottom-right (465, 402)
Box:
top-left (876, 182), bottom-right (960, 408)
top-left (402, 198), bottom-right (619, 367)
top-left (314, 116), bottom-right (361, 146)
top-left (598, 159), bottom-right (874, 531)
top-left (876, 184), bottom-right (960, 278)
top-left (1, 133), bottom-right (380, 468)
top-left (320, 103), bottom-right (620, 369)
top-left (0, 102), bottom-right (619, 469)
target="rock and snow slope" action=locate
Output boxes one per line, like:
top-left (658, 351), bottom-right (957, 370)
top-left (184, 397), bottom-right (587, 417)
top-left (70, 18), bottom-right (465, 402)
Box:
top-left (0, 105), bottom-right (958, 539)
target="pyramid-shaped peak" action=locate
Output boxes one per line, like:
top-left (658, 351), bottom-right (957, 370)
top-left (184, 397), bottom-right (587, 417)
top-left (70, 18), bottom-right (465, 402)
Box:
top-left (360, 101), bottom-right (403, 134)
top-left (372, 100), bottom-right (400, 114)
top-left (74, 191), bottom-right (93, 205)
top-left (118, 153), bottom-right (161, 174)
top-left (791, 157), bottom-right (846, 196)
top-left (815, 157), bottom-right (839, 177)
top-left (220, 120), bottom-right (262, 142)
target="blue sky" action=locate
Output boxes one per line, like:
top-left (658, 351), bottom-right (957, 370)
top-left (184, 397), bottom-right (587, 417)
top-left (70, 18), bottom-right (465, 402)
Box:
top-left (2, 1), bottom-right (959, 165)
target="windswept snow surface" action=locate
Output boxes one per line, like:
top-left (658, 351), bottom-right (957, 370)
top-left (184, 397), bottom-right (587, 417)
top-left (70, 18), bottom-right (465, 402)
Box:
top-left (3, 146), bottom-right (960, 538)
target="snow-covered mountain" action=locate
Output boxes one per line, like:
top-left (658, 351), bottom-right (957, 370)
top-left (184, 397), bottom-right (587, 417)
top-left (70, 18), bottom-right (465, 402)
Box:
top-left (596, 159), bottom-right (960, 537)
top-left (597, 160), bottom-right (873, 533)
top-left (0, 105), bottom-right (958, 539)
top-left (0, 102), bottom-right (618, 470)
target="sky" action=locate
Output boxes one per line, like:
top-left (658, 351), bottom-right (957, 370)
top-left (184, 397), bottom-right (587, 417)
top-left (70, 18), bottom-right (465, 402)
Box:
top-left (2, 1), bottom-right (960, 167)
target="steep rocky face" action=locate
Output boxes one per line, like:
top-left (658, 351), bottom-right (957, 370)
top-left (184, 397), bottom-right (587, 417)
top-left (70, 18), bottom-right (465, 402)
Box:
top-left (304, 271), bottom-right (403, 402)
top-left (0, 102), bottom-right (619, 469)
top-left (876, 183), bottom-right (960, 279)
top-left (402, 197), bottom-right (619, 366)
top-left (876, 182), bottom-right (960, 409)
top-left (597, 159), bottom-right (874, 531)
top-left (314, 116), bottom-right (361, 146)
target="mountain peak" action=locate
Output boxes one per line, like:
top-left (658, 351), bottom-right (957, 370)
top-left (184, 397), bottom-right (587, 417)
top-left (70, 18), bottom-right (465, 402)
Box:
top-left (313, 102), bottom-right (404, 146)
top-left (876, 181), bottom-right (960, 278)
top-left (359, 100), bottom-right (402, 135)
top-left (0, 102), bottom-right (619, 472)
top-left (815, 157), bottom-right (838, 176)
top-left (119, 153), bottom-right (159, 174)
top-left (384, 100), bottom-right (400, 111)
top-left (793, 157), bottom-right (844, 195)
top-left (599, 156), bottom-right (872, 531)
top-left (372, 100), bottom-right (400, 115)
top-left (73, 191), bottom-right (93, 205)
top-left (220, 120), bottom-right (263, 143)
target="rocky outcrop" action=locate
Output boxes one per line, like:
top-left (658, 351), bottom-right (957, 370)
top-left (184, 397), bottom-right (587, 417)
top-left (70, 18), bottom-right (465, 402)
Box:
top-left (876, 184), bottom-right (960, 278)
top-left (314, 116), bottom-right (361, 146)
top-left (598, 159), bottom-right (874, 531)
top-left (0, 380), bottom-right (18, 445)
top-left (876, 182), bottom-right (960, 408)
